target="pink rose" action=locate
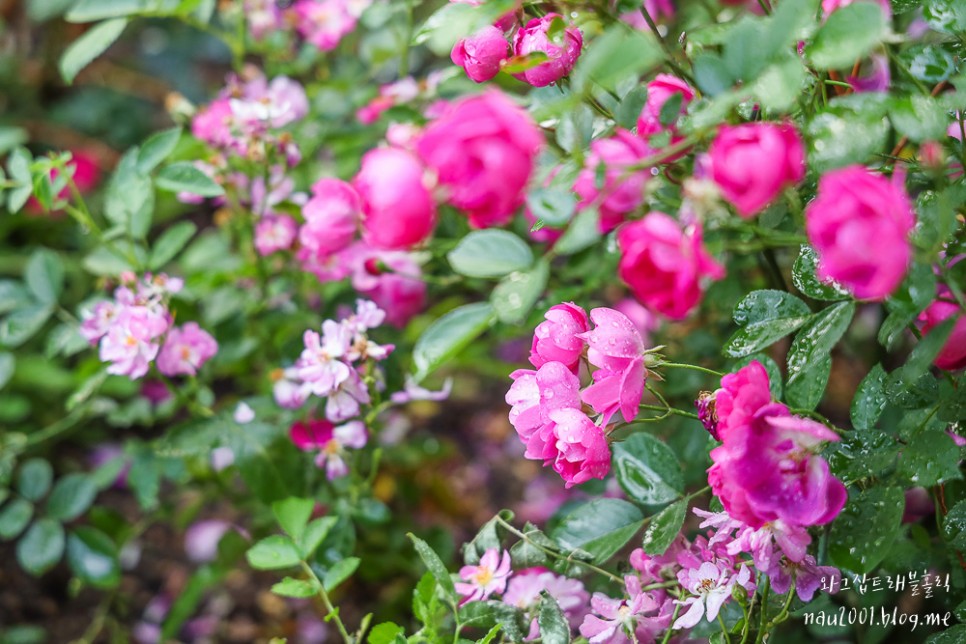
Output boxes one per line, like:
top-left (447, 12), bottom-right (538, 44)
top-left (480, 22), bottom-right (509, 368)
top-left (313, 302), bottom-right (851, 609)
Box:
top-left (354, 148), bottom-right (437, 250)
top-left (529, 302), bottom-right (589, 374)
top-left (637, 74), bottom-right (695, 139)
top-left (805, 166), bottom-right (915, 300)
top-left (156, 322), bottom-right (218, 377)
top-left (416, 91), bottom-right (543, 228)
top-left (577, 308), bottom-right (647, 425)
top-left (511, 14), bottom-right (582, 87)
top-left (347, 244), bottom-right (427, 327)
top-left (549, 408), bottom-right (611, 488)
top-left (822, 0), bottom-right (891, 19)
top-left (573, 130), bottom-right (653, 233)
top-left (299, 178), bottom-right (360, 257)
top-left (917, 288), bottom-right (966, 371)
top-left (709, 122), bottom-right (805, 218)
top-left (616, 213), bottom-right (724, 320)
top-left (255, 214), bottom-right (298, 256)
top-left (451, 25), bottom-right (509, 83)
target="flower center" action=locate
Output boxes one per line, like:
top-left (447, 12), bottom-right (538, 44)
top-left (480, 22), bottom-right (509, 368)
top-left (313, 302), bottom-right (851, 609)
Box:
top-left (473, 567), bottom-right (494, 587)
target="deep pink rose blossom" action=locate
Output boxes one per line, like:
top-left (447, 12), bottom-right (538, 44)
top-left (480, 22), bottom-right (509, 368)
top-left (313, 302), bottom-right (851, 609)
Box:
top-left (637, 74), bottom-right (695, 139)
top-left (511, 14), bottom-right (582, 87)
top-left (573, 130), bottom-right (653, 233)
top-left (709, 122), bottom-right (805, 217)
top-left (917, 287), bottom-right (966, 371)
top-left (451, 25), bottom-right (509, 83)
top-left (550, 407), bottom-right (611, 488)
top-left (617, 213), bottom-right (725, 320)
top-left (354, 148), bottom-right (436, 250)
top-left (805, 166), bottom-right (915, 300)
top-left (299, 178), bottom-right (361, 257)
top-left (416, 91), bottom-right (542, 228)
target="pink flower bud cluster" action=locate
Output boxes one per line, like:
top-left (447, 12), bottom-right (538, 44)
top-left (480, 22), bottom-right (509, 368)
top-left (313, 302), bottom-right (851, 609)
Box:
top-left (450, 13), bottom-right (582, 87)
top-left (80, 273), bottom-right (217, 380)
top-left (273, 300), bottom-right (393, 424)
top-left (506, 304), bottom-right (651, 487)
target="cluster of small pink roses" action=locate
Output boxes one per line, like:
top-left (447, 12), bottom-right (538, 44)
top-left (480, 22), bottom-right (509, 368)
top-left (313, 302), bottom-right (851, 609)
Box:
top-left (273, 300), bottom-right (392, 425)
top-left (243, 0), bottom-right (372, 52)
top-left (80, 273), bottom-right (217, 380)
top-left (506, 303), bottom-right (654, 488)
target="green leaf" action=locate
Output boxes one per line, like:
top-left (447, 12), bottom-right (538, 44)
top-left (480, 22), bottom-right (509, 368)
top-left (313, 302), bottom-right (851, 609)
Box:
top-left (367, 622), bottom-right (405, 644)
top-left (927, 625), bottom-right (966, 644)
top-left (408, 533), bottom-right (457, 601)
top-left (413, 302), bottom-right (495, 381)
top-left (898, 432), bottom-right (962, 487)
top-left (491, 260), bottom-right (549, 324)
top-left (785, 301), bottom-right (854, 408)
top-left (888, 317), bottom-right (955, 393)
top-left (553, 208), bottom-right (601, 255)
top-left (0, 280), bottom-right (32, 316)
top-left (136, 126), bottom-right (182, 173)
top-left (899, 44), bottom-right (958, 84)
top-left (299, 516), bottom-right (337, 558)
top-left (149, 221), bottom-right (197, 270)
top-left (447, 230), bottom-right (534, 279)
top-left (693, 53), bottom-right (734, 97)
top-left (24, 249), bottom-right (64, 306)
top-left (272, 497), bottom-right (315, 544)
top-left (612, 433), bottom-right (684, 505)
top-left (463, 510), bottom-right (511, 565)
top-left (6, 147), bottom-right (33, 214)
top-left (46, 473), bottom-right (98, 522)
top-left (923, 0), bottom-right (966, 34)
top-left (889, 95), bottom-right (948, 142)
top-left (413, 0), bottom-right (516, 55)
top-left (271, 576), bottom-right (319, 598)
top-left (724, 290), bottom-right (813, 358)
top-left (752, 55), bottom-right (808, 112)
top-left (16, 518), bottom-right (65, 575)
top-left (526, 187), bottom-right (576, 228)
top-left (66, 526), bottom-right (120, 588)
top-left (246, 535), bottom-right (301, 570)
top-left (616, 86), bottom-right (649, 130)
top-left (0, 352), bottom-right (14, 390)
top-left (156, 161), bottom-right (224, 197)
top-left (0, 304), bottom-right (53, 348)
top-left (942, 500), bottom-right (966, 550)
top-left (571, 26), bottom-right (662, 93)
top-left (105, 148), bottom-right (153, 238)
top-left (59, 18), bottom-right (128, 84)
top-left (829, 486), bottom-right (904, 574)
top-left (0, 498), bottom-right (33, 540)
top-left (67, 0), bottom-right (162, 21)
top-left (323, 556), bottom-right (360, 591)
top-left (850, 364), bottom-right (887, 430)
top-left (806, 98), bottom-right (890, 171)
top-left (641, 499), bottom-right (687, 555)
top-left (723, 18), bottom-right (768, 82)
top-left (792, 245), bottom-right (850, 301)
top-left (17, 459), bottom-right (53, 502)
top-left (551, 499), bottom-right (644, 564)
top-left (537, 592), bottom-right (570, 644)
top-left (808, 2), bottom-right (889, 70)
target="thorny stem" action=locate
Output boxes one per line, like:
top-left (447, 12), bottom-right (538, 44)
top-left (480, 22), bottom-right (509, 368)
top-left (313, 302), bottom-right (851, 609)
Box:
top-left (301, 561), bottom-right (355, 644)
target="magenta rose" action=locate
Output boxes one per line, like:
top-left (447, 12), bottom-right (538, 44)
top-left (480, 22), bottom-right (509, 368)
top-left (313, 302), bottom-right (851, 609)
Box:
top-left (918, 287), bottom-right (966, 371)
top-left (511, 14), bottom-right (582, 87)
top-left (529, 302), bottom-right (589, 373)
top-left (299, 178), bottom-right (360, 257)
top-left (805, 165), bottom-right (915, 300)
top-left (354, 147), bottom-right (437, 250)
top-left (416, 91), bottom-right (543, 228)
top-left (616, 213), bottom-right (724, 320)
top-left (709, 122), bottom-right (805, 218)
top-left (637, 74), bottom-right (695, 139)
top-left (451, 25), bottom-right (509, 83)
top-left (573, 129), bottom-right (653, 233)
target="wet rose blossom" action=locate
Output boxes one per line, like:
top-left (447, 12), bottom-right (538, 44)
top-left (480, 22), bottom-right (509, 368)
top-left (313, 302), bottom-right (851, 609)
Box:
top-left (451, 25), bottom-right (509, 83)
top-left (416, 91), bottom-right (542, 228)
top-left (354, 148), bottom-right (436, 250)
top-left (511, 14), bottom-right (583, 87)
top-left (917, 287), bottom-right (966, 371)
top-left (573, 130), bottom-right (653, 233)
top-left (549, 407), bottom-right (611, 488)
top-left (529, 302), bottom-right (589, 373)
top-left (709, 122), bottom-right (805, 217)
top-left (617, 213), bottom-right (724, 320)
top-left (577, 307), bottom-right (647, 425)
top-left (636, 74), bottom-right (695, 139)
top-left (156, 322), bottom-right (218, 377)
top-left (805, 166), bottom-right (915, 300)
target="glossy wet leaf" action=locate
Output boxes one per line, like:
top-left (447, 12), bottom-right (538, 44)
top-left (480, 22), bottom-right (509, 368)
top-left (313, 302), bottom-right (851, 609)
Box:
top-left (792, 245), bottom-right (850, 301)
top-left (538, 592), bottom-right (571, 644)
top-left (785, 301), bottom-right (854, 408)
top-left (942, 500), bottom-right (966, 550)
top-left (551, 499), bottom-right (644, 564)
top-left (850, 364), bottom-right (887, 430)
top-left (408, 533), bottom-right (457, 601)
top-left (66, 526), bottom-right (120, 588)
top-left (829, 487), bottom-right (904, 574)
top-left (246, 535), bottom-right (301, 570)
top-left (612, 433), bottom-right (684, 505)
top-left (413, 302), bottom-right (495, 381)
top-left (724, 289), bottom-right (812, 357)
top-left (808, 2), bottom-right (889, 70)
top-left (641, 499), bottom-right (687, 556)
top-left (899, 44), bottom-right (958, 83)
top-left (923, 0), bottom-right (966, 34)
top-left (448, 230), bottom-right (533, 279)
top-left (491, 260), bottom-right (549, 324)
top-left (888, 95), bottom-right (948, 142)
top-left (806, 100), bottom-right (889, 171)
top-left (897, 432), bottom-right (962, 487)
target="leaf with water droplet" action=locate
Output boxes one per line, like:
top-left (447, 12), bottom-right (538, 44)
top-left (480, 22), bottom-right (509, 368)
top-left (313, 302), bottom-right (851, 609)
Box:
top-left (850, 363), bottom-right (887, 430)
top-left (897, 431), bottom-right (962, 487)
top-left (792, 246), bottom-right (850, 302)
top-left (612, 433), bottom-right (684, 505)
top-left (491, 260), bottom-right (549, 324)
top-left (641, 499), bottom-right (686, 556)
top-left (550, 499), bottom-right (644, 565)
top-left (723, 289), bottom-right (812, 358)
top-left (785, 301), bottom-right (854, 409)
top-left (829, 487), bottom-right (904, 574)
top-left (943, 501), bottom-right (966, 551)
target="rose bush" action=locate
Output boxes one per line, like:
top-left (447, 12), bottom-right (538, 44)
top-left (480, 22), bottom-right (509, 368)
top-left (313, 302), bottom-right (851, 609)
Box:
top-left (0, 0), bottom-right (964, 642)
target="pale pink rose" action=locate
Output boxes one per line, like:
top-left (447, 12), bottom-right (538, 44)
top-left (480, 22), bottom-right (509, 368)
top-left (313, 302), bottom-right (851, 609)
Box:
top-left (805, 166), bottom-right (915, 300)
top-left (451, 25), bottom-right (509, 83)
top-left (709, 122), bottom-right (805, 217)
top-left (254, 214), bottom-right (297, 256)
top-left (156, 322), bottom-right (218, 377)
top-left (616, 213), bottom-right (724, 320)
top-left (455, 548), bottom-right (512, 605)
top-left (573, 130), bottom-right (653, 233)
top-left (354, 148), bottom-right (436, 250)
top-left (636, 74), bottom-right (695, 139)
top-left (416, 91), bottom-right (543, 228)
top-left (529, 302), bottom-right (589, 373)
top-left (511, 14), bottom-right (582, 87)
